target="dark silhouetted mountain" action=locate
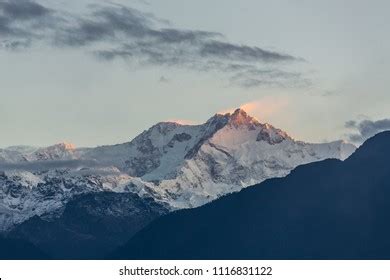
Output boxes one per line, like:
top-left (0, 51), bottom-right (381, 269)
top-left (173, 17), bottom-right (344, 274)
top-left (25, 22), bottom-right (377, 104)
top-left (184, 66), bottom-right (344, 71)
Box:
top-left (9, 192), bottom-right (168, 259)
top-left (110, 131), bottom-right (390, 260)
top-left (0, 236), bottom-right (49, 260)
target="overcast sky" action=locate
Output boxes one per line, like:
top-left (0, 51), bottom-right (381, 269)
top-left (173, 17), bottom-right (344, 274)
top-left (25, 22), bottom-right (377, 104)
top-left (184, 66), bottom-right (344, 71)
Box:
top-left (1, 0), bottom-right (390, 147)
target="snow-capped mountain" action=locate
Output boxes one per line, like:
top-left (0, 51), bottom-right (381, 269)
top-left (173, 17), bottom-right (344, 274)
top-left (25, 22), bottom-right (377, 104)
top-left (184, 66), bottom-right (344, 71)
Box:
top-left (79, 109), bottom-right (355, 207)
top-left (0, 109), bottom-right (356, 231)
top-left (122, 109), bottom-right (355, 208)
top-left (0, 142), bottom-right (78, 163)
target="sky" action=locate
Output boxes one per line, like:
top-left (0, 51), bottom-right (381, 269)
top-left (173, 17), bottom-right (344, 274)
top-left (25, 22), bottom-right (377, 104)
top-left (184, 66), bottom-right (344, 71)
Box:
top-left (1, 0), bottom-right (390, 147)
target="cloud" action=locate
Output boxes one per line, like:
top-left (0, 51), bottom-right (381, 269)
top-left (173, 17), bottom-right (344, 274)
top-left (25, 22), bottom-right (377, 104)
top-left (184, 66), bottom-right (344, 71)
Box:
top-left (0, 39), bottom-right (31, 50)
top-left (159, 76), bottom-right (169, 83)
top-left (226, 64), bottom-right (311, 88)
top-left (0, 0), bottom-right (56, 49)
top-left (0, 0), bottom-right (50, 20)
top-left (345, 118), bottom-right (390, 143)
top-left (219, 96), bottom-right (290, 121)
top-left (200, 41), bottom-right (300, 63)
top-left (0, 159), bottom-right (103, 172)
top-left (0, 0), bottom-right (308, 88)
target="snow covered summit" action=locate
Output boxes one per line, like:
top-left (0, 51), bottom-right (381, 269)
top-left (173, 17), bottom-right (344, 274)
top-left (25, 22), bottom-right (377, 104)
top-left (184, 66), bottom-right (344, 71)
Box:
top-left (0, 109), bottom-right (356, 230)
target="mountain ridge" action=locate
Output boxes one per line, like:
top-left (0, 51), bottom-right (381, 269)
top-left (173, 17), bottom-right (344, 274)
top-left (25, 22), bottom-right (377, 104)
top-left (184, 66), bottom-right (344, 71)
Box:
top-left (0, 109), bottom-right (356, 231)
top-left (109, 131), bottom-right (390, 260)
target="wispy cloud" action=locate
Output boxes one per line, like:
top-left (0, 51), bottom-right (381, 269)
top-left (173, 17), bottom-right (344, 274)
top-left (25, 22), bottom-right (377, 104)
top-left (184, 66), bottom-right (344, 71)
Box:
top-left (0, 0), bottom-right (54, 48)
top-left (0, 0), bottom-right (49, 20)
top-left (159, 76), bottom-right (169, 83)
top-left (219, 96), bottom-right (290, 121)
top-left (0, 0), bottom-right (308, 88)
top-left (345, 118), bottom-right (390, 143)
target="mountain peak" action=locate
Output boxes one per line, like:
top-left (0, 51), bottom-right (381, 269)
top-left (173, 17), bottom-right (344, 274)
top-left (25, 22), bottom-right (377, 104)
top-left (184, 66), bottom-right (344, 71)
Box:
top-left (226, 108), bottom-right (260, 127)
top-left (55, 142), bottom-right (76, 151)
top-left (232, 108), bottom-right (247, 115)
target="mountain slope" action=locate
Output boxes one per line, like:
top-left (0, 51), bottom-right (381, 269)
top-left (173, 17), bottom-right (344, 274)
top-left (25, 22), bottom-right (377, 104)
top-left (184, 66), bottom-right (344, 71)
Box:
top-left (0, 168), bottom-right (149, 231)
top-left (0, 236), bottom-right (49, 260)
top-left (110, 131), bottom-right (390, 260)
top-left (0, 143), bottom-right (77, 163)
top-left (10, 192), bottom-right (168, 259)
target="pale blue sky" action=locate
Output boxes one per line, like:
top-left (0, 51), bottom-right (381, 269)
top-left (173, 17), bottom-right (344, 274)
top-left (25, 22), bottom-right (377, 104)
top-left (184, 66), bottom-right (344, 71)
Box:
top-left (1, 0), bottom-right (389, 147)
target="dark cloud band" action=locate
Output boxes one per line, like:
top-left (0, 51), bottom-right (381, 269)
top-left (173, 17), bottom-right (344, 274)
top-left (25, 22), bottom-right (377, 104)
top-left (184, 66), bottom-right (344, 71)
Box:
top-left (0, 0), bottom-right (49, 20)
top-left (345, 118), bottom-right (390, 143)
top-left (0, 0), bottom-right (307, 88)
